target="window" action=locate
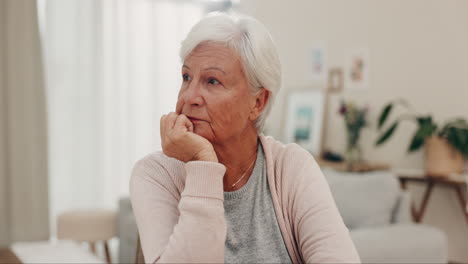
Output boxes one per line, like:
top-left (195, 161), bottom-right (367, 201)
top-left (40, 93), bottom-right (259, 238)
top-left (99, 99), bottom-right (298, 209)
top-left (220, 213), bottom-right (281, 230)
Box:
top-left (37, 0), bottom-right (233, 236)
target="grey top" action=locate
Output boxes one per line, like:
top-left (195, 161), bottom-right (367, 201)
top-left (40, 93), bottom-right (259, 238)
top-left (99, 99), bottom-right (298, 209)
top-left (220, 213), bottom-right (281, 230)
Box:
top-left (224, 143), bottom-right (293, 263)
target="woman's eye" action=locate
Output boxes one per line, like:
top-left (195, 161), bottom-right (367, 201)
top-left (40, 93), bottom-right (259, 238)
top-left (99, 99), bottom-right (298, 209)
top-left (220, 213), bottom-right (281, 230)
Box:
top-left (182, 74), bottom-right (191, 82)
top-left (207, 78), bottom-right (220, 85)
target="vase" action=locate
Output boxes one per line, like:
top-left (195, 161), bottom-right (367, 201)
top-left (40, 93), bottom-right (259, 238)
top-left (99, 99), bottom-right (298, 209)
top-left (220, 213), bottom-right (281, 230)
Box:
top-left (345, 144), bottom-right (362, 171)
top-left (345, 128), bottom-right (363, 171)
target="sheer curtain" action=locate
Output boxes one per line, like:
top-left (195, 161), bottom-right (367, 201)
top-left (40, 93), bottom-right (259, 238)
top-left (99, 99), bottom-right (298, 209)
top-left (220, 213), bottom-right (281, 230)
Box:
top-left (38, 0), bottom-right (231, 235)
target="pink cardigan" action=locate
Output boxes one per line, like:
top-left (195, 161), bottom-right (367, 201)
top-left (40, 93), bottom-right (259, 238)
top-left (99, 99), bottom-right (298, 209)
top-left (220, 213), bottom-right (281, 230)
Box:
top-left (130, 135), bottom-right (361, 263)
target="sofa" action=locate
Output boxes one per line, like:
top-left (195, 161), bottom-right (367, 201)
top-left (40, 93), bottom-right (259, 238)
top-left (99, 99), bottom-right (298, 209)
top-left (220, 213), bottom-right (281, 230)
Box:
top-left (323, 168), bottom-right (448, 263)
top-left (118, 198), bottom-right (139, 264)
top-left (118, 169), bottom-right (448, 263)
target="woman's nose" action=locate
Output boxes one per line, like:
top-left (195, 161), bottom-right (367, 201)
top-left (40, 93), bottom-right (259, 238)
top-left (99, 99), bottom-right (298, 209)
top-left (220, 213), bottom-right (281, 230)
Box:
top-left (182, 81), bottom-right (204, 107)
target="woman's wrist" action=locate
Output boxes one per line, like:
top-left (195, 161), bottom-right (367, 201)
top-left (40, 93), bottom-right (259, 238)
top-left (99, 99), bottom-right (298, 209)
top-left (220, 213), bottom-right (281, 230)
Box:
top-left (193, 149), bottom-right (218, 163)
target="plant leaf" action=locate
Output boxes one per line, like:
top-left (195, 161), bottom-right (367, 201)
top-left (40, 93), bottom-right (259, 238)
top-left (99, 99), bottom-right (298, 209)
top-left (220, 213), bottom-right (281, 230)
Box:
top-left (378, 103), bottom-right (393, 130)
top-left (375, 121), bottom-right (399, 146)
top-left (408, 122), bottom-right (437, 152)
top-left (416, 116), bottom-right (431, 126)
top-left (408, 129), bottom-right (426, 152)
top-left (439, 119), bottom-right (468, 158)
top-left (454, 128), bottom-right (468, 156)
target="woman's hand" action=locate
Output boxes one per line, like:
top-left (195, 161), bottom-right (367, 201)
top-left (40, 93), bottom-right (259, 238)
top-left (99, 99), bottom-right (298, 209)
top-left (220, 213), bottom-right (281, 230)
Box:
top-left (160, 112), bottom-right (218, 163)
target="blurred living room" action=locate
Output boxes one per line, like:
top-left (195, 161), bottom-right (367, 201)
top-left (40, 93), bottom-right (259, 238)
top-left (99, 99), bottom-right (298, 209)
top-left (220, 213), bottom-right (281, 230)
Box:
top-left (1, 0), bottom-right (468, 263)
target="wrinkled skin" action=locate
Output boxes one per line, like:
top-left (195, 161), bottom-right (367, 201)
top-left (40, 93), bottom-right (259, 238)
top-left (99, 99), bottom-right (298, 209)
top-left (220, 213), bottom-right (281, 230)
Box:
top-left (160, 42), bottom-right (269, 190)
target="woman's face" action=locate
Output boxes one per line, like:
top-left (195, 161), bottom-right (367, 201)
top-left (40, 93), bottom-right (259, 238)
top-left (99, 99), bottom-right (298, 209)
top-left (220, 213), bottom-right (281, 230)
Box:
top-left (176, 42), bottom-right (262, 144)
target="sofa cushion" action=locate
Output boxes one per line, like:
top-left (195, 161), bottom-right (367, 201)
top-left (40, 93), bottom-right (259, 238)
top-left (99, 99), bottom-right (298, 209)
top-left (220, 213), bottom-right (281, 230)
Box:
top-left (118, 198), bottom-right (138, 263)
top-left (322, 169), bottom-right (401, 229)
top-left (350, 224), bottom-right (448, 263)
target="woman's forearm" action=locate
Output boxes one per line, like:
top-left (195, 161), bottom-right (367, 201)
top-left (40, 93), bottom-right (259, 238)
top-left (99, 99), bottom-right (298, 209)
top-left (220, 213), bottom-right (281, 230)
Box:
top-left (157, 195), bottom-right (226, 263)
top-left (157, 161), bottom-right (227, 263)
top-left (130, 158), bottom-right (227, 263)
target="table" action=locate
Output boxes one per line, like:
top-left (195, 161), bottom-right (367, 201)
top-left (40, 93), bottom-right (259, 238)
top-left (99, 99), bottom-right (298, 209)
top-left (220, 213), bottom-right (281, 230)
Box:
top-left (395, 169), bottom-right (468, 224)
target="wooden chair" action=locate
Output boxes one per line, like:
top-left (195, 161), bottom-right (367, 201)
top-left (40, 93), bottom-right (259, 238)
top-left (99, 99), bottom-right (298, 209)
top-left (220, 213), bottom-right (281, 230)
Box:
top-left (57, 209), bottom-right (117, 264)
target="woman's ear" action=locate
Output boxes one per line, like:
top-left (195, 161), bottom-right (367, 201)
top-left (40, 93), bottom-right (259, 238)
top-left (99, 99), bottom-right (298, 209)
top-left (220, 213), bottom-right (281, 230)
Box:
top-left (249, 88), bottom-right (270, 121)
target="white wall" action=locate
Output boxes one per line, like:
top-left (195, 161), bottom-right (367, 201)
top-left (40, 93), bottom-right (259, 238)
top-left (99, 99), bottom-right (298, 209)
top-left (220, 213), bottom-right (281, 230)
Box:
top-left (240, 0), bottom-right (468, 262)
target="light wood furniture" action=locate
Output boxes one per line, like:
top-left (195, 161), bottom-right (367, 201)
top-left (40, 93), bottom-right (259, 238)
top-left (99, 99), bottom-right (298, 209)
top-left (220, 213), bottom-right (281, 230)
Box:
top-left (317, 158), bottom-right (390, 172)
top-left (0, 248), bottom-right (21, 264)
top-left (57, 209), bottom-right (117, 263)
top-left (395, 169), bottom-right (468, 224)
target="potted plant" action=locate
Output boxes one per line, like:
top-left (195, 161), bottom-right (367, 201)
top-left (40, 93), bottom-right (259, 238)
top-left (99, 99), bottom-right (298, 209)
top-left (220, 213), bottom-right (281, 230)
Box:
top-left (375, 99), bottom-right (468, 177)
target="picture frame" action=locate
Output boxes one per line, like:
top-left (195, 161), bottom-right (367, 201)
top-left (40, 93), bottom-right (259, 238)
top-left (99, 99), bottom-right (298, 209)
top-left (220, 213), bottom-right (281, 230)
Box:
top-left (283, 88), bottom-right (325, 156)
top-left (344, 47), bottom-right (370, 90)
top-left (328, 67), bottom-right (344, 92)
top-left (309, 43), bottom-right (328, 82)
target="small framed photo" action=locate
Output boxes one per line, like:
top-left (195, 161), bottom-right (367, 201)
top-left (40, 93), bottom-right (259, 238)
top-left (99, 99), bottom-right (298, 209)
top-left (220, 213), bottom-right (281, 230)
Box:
top-left (328, 67), bottom-right (343, 92)
top-left (345, 47), bottom-right (370, 90)
top-left (283, 88), bottom-right (325, 156)
top-left (309, 43), bottom-right (328, 82)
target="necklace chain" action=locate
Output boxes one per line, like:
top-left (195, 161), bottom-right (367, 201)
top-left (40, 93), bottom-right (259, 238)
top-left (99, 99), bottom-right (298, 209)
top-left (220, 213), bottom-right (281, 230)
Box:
top-left (229, 157), bottom-right (256, 190)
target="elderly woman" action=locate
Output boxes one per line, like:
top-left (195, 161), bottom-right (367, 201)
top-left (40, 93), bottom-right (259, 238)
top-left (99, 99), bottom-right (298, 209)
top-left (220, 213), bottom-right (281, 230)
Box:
top-left (130, 13), bottom-right (360, 264)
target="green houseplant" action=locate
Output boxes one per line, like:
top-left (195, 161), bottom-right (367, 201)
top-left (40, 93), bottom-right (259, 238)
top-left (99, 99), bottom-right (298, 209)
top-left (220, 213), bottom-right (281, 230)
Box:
top-left (375, 99), bottom-right (468, 176)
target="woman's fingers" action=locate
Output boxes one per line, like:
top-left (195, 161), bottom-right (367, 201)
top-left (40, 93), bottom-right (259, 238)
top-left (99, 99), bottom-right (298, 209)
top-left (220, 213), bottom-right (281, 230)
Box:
top-left (174, 114), bottom-right (193, 133)
top-left (161, 112), bottom-right (193, 139)
top-left (160, 114), bottom-right (167, 138)
top-left (159, 112), bottom-right (216, 162)
top-left (164, 112), bottom-right (178, 133)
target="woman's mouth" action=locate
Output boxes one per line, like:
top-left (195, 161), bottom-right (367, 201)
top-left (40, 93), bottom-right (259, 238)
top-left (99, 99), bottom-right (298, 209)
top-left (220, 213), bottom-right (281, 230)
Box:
top-left (187, 116), bottom-right (204, 123)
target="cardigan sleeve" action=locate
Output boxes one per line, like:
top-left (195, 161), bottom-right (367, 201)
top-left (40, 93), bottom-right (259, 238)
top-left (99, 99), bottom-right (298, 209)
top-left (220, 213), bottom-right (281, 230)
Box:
top-left (291, 155), bottom-right (361, 263)
top-left (130, 157), bottom-right (227, 263)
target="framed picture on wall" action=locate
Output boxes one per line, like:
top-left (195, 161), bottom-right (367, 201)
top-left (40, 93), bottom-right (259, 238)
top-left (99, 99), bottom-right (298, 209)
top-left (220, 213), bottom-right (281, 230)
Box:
top-left (309, 43), bottom-right (328, 82)
top-left (328, 67), bottom-right (344, 92)
top-left (283, 88), bottom-right (325, 156)
top-left (344, 47), bottom-right (370, 90)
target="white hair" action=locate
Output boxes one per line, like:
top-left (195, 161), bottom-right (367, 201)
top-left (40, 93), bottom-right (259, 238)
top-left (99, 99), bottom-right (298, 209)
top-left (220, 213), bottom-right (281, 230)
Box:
top-left (180, 12), bottom-right (281, 132)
